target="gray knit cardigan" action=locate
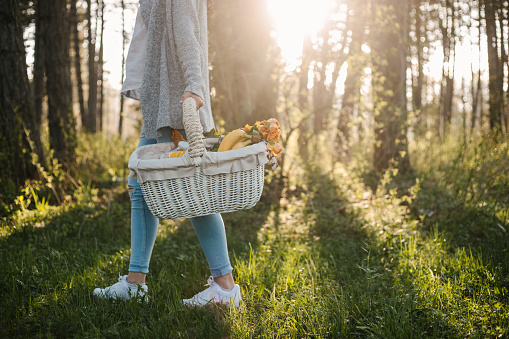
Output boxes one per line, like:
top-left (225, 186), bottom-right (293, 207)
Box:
top-left (138, 0), bottom-right (214, 139)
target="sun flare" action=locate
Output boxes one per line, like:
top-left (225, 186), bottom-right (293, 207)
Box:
top-left (267, 0), bottom-right (335, 69)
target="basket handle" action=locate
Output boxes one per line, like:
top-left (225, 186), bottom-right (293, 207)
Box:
top-left (182, 97), bottom-right (205, 158)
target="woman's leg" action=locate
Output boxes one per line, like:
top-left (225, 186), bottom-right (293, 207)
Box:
top-left (127, 177), bottom-right (159, 280)
top-left (191, 213), bottom-right (235, 289)
top-left (127, 127), bottom-right (159, 283)
top-left (93, 127), bottom-right (158, 298)
top-left (126, 126), bottom-right (177, 282)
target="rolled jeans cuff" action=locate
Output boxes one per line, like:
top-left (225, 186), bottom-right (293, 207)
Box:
top-left (128, 264), bottom-right (149, 274)
top-left (210, 263), bottom-right (233, 278)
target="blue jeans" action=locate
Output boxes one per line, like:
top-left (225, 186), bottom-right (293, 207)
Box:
top-left (127, 126), bottom-right (233, 277)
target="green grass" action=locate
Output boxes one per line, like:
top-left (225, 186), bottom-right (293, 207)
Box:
top-left (1, 135), bottom-right (508, 338)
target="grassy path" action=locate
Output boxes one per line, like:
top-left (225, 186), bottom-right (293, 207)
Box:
top-left (1, 142), bottom-right (508, 338)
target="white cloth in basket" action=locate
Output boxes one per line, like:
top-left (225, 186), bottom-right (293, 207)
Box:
top-left (128, 141), bottom-right (268, 184)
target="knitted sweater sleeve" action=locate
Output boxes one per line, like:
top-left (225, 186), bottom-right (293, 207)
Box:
top-left (171, 0), bottom-right (206, 101)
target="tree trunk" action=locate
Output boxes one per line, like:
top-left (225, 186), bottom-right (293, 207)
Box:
top-left (438, 1), bottom-right (455, 137)
top-left (118, 0), bottom-right (125, 136)
top-left (461, 77), bottom-right (467, 143)
top-left (337, 1), bottom-right (365, 160)
top-left (33, 0), bottom-right (45, 129)
top-left (208, 0), bottom-right (275, 131)
top-left (0, 0), bottom-right (43, 189)
top-left (484, 0), bottom-right (503, 134)
top-left (298, 36), bottom-right (313, 113)
top-left (412, 0), bottom-right (424, 112)
top-left (98, 0), bottom-right (105, 132)
top-left (86, 0), bottom-right (97, 133)
top-left (41, 0), bottom-right (76, 165)
top-left (471, 63), bottom-right (480, 134)
top-left (70, 0), bottom-right (86, 129)
top-left (313, 25), bottom-right (331, 134)
top-left (471, 8), bottom-right (483, 134)
top-left (444, 72), bottom-right (454, 127)
top-left (498, 5), bottom-right (507, 134)
top-left (371, 0), bottom-right (411, 173)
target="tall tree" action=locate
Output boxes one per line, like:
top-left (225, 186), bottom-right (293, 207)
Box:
top-left (33, 0), bottom-right (45, 129)
top-left (209, 0), bottom-right (276, 131)
top-left (86, 0), bottom-right (98, 133)
top-left (371, 0), bottom-right (411, 173)
top-left (70, 0), bottom-right (86, 128)
top-left (312, 5), bottom-right (351, 136)
top-left (483, 0), bottom-right (503, 134)
top-left (298, 36), bottom-right (313, 114)
top-left (337, 0), bottom-right (366, 160)
top-left (471, 3), bottom-right (483, 134)
top-left (118, 0), bottom-right (126, 136)
top-left (499, 4), bottom-right (508, 133)
top-left (501, 3), bottom-right (509, 133)
top-left (97, 0), bottom-right (105, 132)
top-left (0, 0), bottom-right (43, 190)
top-left (41, 0), bottom-right (76, 164)
top-left (411, 0), bottom-right (425, 113)
top-left (437, 0), bottom-right (456, 137)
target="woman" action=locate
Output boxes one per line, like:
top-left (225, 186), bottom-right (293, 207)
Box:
top-left (93, 0), bottom-right (241, 307)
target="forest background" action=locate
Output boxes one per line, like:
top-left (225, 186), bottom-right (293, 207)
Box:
top-left (1, 0), bottom-right (508, 337)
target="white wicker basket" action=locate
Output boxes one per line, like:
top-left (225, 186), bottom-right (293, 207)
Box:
top-left (128, 98), bottom-right (267, 219)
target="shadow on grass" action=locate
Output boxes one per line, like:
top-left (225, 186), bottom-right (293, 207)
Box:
top-left (357, 165), bottom-right (509, 337)
top-left (300, 165), bottom-right (460, 338)
top-left (0, 187), bottom-right (135, 336)
top-left (409, 175), bottom-right (509, 296)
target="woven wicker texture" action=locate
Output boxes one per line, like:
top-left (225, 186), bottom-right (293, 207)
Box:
top-left (142, 165), bottom-right (265, 219)
top-left (138, 97), bottom-right (265, 219)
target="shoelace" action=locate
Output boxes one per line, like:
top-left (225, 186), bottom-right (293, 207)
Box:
top-left (204, 276), bottom-right (215, 287)
top-left (118, 274), bottom-right (129, 290)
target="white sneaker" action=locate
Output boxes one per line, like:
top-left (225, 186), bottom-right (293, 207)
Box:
top-left (93, 275), bottom-right (148, 302)
top-left (183, 276), bottom-right (242, 307)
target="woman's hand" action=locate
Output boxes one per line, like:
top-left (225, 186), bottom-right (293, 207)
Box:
top-left (180, 91), bottom-right (204, 110)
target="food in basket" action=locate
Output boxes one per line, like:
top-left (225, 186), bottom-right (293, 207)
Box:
top-left (168, 141), bottom-right (189, 158)
top-left (230, 138), bottom-right (252, 150)
top-left (170, 129), bottom-right (186, 145)
top-left (243, 118), bottom-right (284, 155)
top-left (168, 150), bottom-right (186, 158)
top-left (217, 129), bottom-right (251, 152)
top-left (214, 118), bottom-right (284, 158)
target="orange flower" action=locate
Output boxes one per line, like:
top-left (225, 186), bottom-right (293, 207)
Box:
top-left (272, 143), bottom-right (284, 155)
top-left (269, 122), bottom-right (279, 133)
top-left (258, 125), bottom-right (270, 140)
top-left (267, 142), bottom-right (284, 155)
top-left (267, 118), bottom-right (280, 128)
top-left (267, 129), bottom-right (280, 142)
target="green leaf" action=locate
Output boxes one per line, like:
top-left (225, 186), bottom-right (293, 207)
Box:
top-left (204, 128), bottom-right (221, 138)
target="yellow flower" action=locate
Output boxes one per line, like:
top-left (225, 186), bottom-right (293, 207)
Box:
top-left (243, 124), bottom-right (252, 132)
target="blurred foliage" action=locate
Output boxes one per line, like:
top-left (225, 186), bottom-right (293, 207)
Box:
top-left (0, 133), bottom-right (136, 218)
top-left (208, 0), bottom-right (279, 132)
